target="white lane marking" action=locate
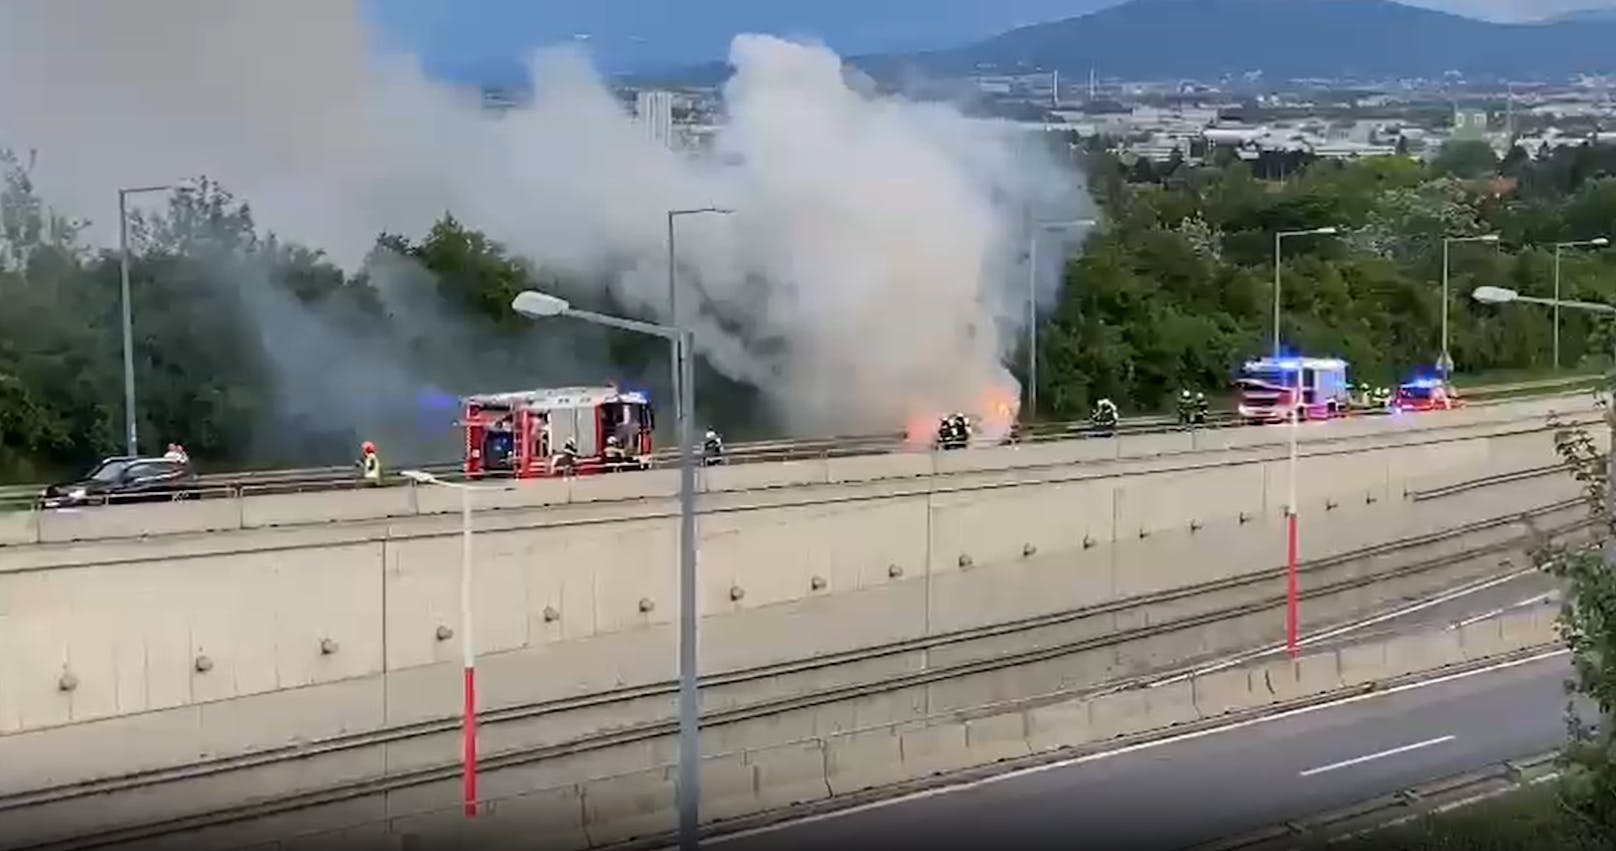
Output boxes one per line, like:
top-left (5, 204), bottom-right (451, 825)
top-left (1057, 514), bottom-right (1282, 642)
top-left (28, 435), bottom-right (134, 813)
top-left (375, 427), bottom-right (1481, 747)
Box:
top-left (1449, 592), bottom-right (1557, 631)
top-left (1298, 735), bottom-right (1456, 778)
top-left (1152, 566), bottom-right (1543, 687)
top-left (700, 649), bottom-right (1570, 848)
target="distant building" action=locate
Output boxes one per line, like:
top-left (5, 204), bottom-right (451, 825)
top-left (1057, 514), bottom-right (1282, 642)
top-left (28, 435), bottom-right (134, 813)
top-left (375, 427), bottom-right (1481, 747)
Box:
top-left (636, 90), bottom-right (675, 149)
top-left (1451, 108), bottom-right (1489, 141)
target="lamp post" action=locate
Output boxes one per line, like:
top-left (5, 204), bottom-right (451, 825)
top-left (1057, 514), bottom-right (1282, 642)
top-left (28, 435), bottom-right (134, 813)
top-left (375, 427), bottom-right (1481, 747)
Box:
top-left (1473, 285), bottom-right (1616, 569)
top-left (666, 208), bottom-right (732, 426)
top-left (511, 290), bottom-right (702, 851)
top-left (1553, 238), bottom-right (1611, 371)
top-left (398, 470), bottom-right (485, 818)
top-left (1026, 218), bottom-right (1096, 420)
top-left (1273, 227), bottom-right (1340, 359)
top-left (1439, 234), bottom-right (1500, 379)
top-left (117, 183), bottom-right (184, 457)
top-left (1272, 226), bottom-right (1339, 659)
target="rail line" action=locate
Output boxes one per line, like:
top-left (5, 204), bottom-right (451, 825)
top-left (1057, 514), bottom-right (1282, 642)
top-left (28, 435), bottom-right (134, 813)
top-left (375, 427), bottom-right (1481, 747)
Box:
top-left (0, 373), bottom-right (1600, 509)
top-left (2, 490), bottom-right (1590, 851)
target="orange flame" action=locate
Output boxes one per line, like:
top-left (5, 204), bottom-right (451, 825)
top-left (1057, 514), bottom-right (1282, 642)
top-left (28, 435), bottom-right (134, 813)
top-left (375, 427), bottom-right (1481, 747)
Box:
top-left (904, 412), bottom-right (940, 449)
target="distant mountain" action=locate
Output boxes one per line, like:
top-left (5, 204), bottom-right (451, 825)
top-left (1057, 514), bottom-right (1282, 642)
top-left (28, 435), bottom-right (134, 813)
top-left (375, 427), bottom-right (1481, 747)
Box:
top-left (1544, 5), bottom-right (1616, 22)
top-left (374, 0), bottom-right (1120, 82)
top-left (847, 0), bottom-right (1616, 81)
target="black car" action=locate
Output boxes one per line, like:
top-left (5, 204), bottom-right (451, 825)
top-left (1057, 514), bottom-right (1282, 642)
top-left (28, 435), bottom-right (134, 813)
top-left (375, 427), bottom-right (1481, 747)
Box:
top-left (40, 456), bottom-right (198, 509)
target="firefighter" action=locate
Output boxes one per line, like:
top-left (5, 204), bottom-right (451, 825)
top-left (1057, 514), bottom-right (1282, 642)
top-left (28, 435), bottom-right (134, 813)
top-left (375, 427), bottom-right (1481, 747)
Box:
top-left (1177, 389), bottom-right (1195, 425)
top-left (703, 429), bottom-right (724, 466)
top-left (1193, 391), bottom-right (1209, 424)
top-left (952, 414), bottom-right (971, 448)
top-left (552, 437), bottom-right (578, 476)
top-left (933, 414), bottom-right (963, 451)
top-left (603, 435), bottom-right (627, 472)
top-left (359, 441), bottom-right (381, 484)
top-left (1091, 398), bottom-right (1119, 431)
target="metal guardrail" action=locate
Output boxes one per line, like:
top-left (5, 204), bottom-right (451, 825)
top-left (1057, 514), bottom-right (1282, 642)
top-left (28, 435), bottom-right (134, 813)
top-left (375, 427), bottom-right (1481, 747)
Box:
top-left (1190, 750), bottom-right (1562, 851)
top-left (0, 378), bottom-right (1595, 510)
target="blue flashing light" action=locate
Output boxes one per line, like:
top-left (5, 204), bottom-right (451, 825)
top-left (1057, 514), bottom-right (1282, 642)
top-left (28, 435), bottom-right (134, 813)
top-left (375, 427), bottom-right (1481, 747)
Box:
top-left (415, 387), bottom-right (460, 411)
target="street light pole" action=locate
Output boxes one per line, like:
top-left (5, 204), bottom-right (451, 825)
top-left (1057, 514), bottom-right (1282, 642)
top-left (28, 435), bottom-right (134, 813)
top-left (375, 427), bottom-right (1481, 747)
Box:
top-left (666, 208), bottom-right (733, 428)
top-left (1026, 218), bottom-right (1095, 419)
top-left (1272, 226), bottom-right (1339, 658)
top-left (1439, 234), bottom-right (1499, 380)
top-left (510, 290), bottom-right (702, 851)
top-left (1472, 285), bottom-right (1616, 569)
top-left (1273, 228), bottom-right (1340, 359)
top-left (398, 470), bottom-right (485, 819)
top-left (117, 183), bottom-right (176, 457)
top-left (1552, 238), bottom-right (1611, 371)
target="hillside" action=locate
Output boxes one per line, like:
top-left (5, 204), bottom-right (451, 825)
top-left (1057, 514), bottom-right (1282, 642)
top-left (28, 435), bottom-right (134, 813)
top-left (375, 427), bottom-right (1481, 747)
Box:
top-left (850, 0), bottom-right (1616, 81)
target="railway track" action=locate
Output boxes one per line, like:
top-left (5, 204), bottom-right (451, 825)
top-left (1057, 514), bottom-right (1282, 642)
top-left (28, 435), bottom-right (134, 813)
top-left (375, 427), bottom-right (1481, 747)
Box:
top-left (0, 374), bottom-right (1599, 510)
top-left (0, 482), bottom-right (1590, 851)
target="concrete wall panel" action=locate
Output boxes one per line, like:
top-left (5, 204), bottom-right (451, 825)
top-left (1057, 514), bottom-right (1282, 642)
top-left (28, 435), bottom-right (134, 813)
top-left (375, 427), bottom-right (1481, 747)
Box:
top-left (241, 487), bottom-right (415, 529)
top-left (569, 469), bottom-right (680, 504)
top-left (825, 452), bottom-right (934, 483)
top-left (926, 539), bottom-right (1114, 638)
top-left (37, 498), bottom-right (242, 543)
top-left (928, 477), bottom-right (1112, 582)
top-left (703, 459), bottom-right (825, 493)
top-left (0, 508), bottom-right (39, 546)
top-left (411, 478), bottom-right (571, 516)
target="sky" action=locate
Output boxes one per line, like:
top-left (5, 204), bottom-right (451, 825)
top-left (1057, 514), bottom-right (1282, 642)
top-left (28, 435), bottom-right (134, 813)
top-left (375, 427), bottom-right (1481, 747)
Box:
top-left (367, 0), bottom-right (1616, 80)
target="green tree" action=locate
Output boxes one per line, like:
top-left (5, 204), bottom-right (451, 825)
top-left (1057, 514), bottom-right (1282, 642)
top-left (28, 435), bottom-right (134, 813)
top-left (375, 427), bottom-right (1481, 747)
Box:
top-left (1431, 139), bottom-right (1501, 180)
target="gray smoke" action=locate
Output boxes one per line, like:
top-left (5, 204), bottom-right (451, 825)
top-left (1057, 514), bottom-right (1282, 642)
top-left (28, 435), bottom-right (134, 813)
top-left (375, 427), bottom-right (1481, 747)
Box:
top-left (0, 0), bottom-right (1091, 437)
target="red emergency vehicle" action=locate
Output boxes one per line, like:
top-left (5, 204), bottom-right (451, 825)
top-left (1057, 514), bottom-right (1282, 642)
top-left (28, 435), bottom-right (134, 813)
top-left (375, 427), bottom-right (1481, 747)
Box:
top-left (1235, 356), bottom-right (1351, 424)
top-left (1391, 378), bottom-right (1463, 413)
top-left (460, 386), bottom-right (655, 479)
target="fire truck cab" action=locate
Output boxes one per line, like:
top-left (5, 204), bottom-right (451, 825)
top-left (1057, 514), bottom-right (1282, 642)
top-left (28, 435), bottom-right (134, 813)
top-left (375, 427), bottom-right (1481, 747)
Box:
top-left (1235, 356), bottom-right (1351, 424)
top-left (461, 386), bottom-right (655, 479)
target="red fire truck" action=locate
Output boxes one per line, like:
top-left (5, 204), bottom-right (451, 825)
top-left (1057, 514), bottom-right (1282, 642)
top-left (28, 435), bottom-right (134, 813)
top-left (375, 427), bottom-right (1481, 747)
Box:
top-left (1235, 356), bottom-right (1351, 424)
top-left (460, 386), bottom-right (656, 479)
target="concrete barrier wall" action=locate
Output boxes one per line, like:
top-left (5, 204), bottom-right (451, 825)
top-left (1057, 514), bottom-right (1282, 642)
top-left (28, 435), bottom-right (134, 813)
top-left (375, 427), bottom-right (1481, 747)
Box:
top-left (0, 461), bottom-right (1582, 817)
top-left (14, 600), bottom-right (1554, 851)
top-left (0, 416), bottom-right (1577, 752)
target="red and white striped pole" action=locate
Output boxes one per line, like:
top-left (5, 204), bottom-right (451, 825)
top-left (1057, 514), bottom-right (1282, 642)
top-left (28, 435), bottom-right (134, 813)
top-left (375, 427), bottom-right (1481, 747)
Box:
top-left (1285, 378), bottom-right (1301, 658)
top-left (460, 484), bottom-right (478, 818)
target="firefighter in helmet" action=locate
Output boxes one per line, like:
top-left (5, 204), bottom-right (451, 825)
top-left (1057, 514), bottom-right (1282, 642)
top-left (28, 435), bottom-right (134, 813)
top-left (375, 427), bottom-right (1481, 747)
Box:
top-left (553, 437), bottom-right (578, 476)
top-left (359, 441), bottom-right (381, 484)
top-left (603, 434), bottom-right (626, 472)
top-left (1177, 389), bottom-right (1195, 426)
top-left (1091, 398), bottom-right (1119, 432)
top-left (703, 429), bottom-right (725, 466)
top-left (1193, 390), bottom-right (1209, 424)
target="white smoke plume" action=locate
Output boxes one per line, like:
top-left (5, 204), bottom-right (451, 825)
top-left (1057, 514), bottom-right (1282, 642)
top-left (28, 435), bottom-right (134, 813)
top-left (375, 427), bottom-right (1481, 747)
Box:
top-left (0, 0), bottom-right (1090, 437)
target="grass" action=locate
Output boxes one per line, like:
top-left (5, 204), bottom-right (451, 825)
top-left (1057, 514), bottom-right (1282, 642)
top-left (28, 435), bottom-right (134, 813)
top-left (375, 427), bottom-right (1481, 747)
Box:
top-left (1325, 784), bottom-right (1602, 851)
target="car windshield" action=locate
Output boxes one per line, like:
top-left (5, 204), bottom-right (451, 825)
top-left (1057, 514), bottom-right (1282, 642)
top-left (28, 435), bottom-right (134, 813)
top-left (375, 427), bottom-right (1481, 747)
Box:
top-left (1243, 368), bottom-right (1293, 386)
top-left (1400, 385), bottom-right (1436, 400)
top-left (86, 460), bottom-right (131, 483)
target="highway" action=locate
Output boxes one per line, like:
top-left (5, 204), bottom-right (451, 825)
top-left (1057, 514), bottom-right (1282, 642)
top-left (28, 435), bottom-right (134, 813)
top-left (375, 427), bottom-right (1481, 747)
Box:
top-left (708, 650), bottom-right (1577, 851)
top-left (0, 376), bottom-right (1595, 509)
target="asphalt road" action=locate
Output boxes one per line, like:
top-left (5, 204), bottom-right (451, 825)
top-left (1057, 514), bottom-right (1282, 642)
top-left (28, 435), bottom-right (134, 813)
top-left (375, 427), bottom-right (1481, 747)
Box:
top-left (711, 651), bottom-right (1576, 851)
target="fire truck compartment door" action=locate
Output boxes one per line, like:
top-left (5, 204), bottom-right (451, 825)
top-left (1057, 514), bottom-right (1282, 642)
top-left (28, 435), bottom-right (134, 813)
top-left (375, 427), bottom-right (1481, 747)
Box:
top-left (550, 407), bottom-right (597, 457)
